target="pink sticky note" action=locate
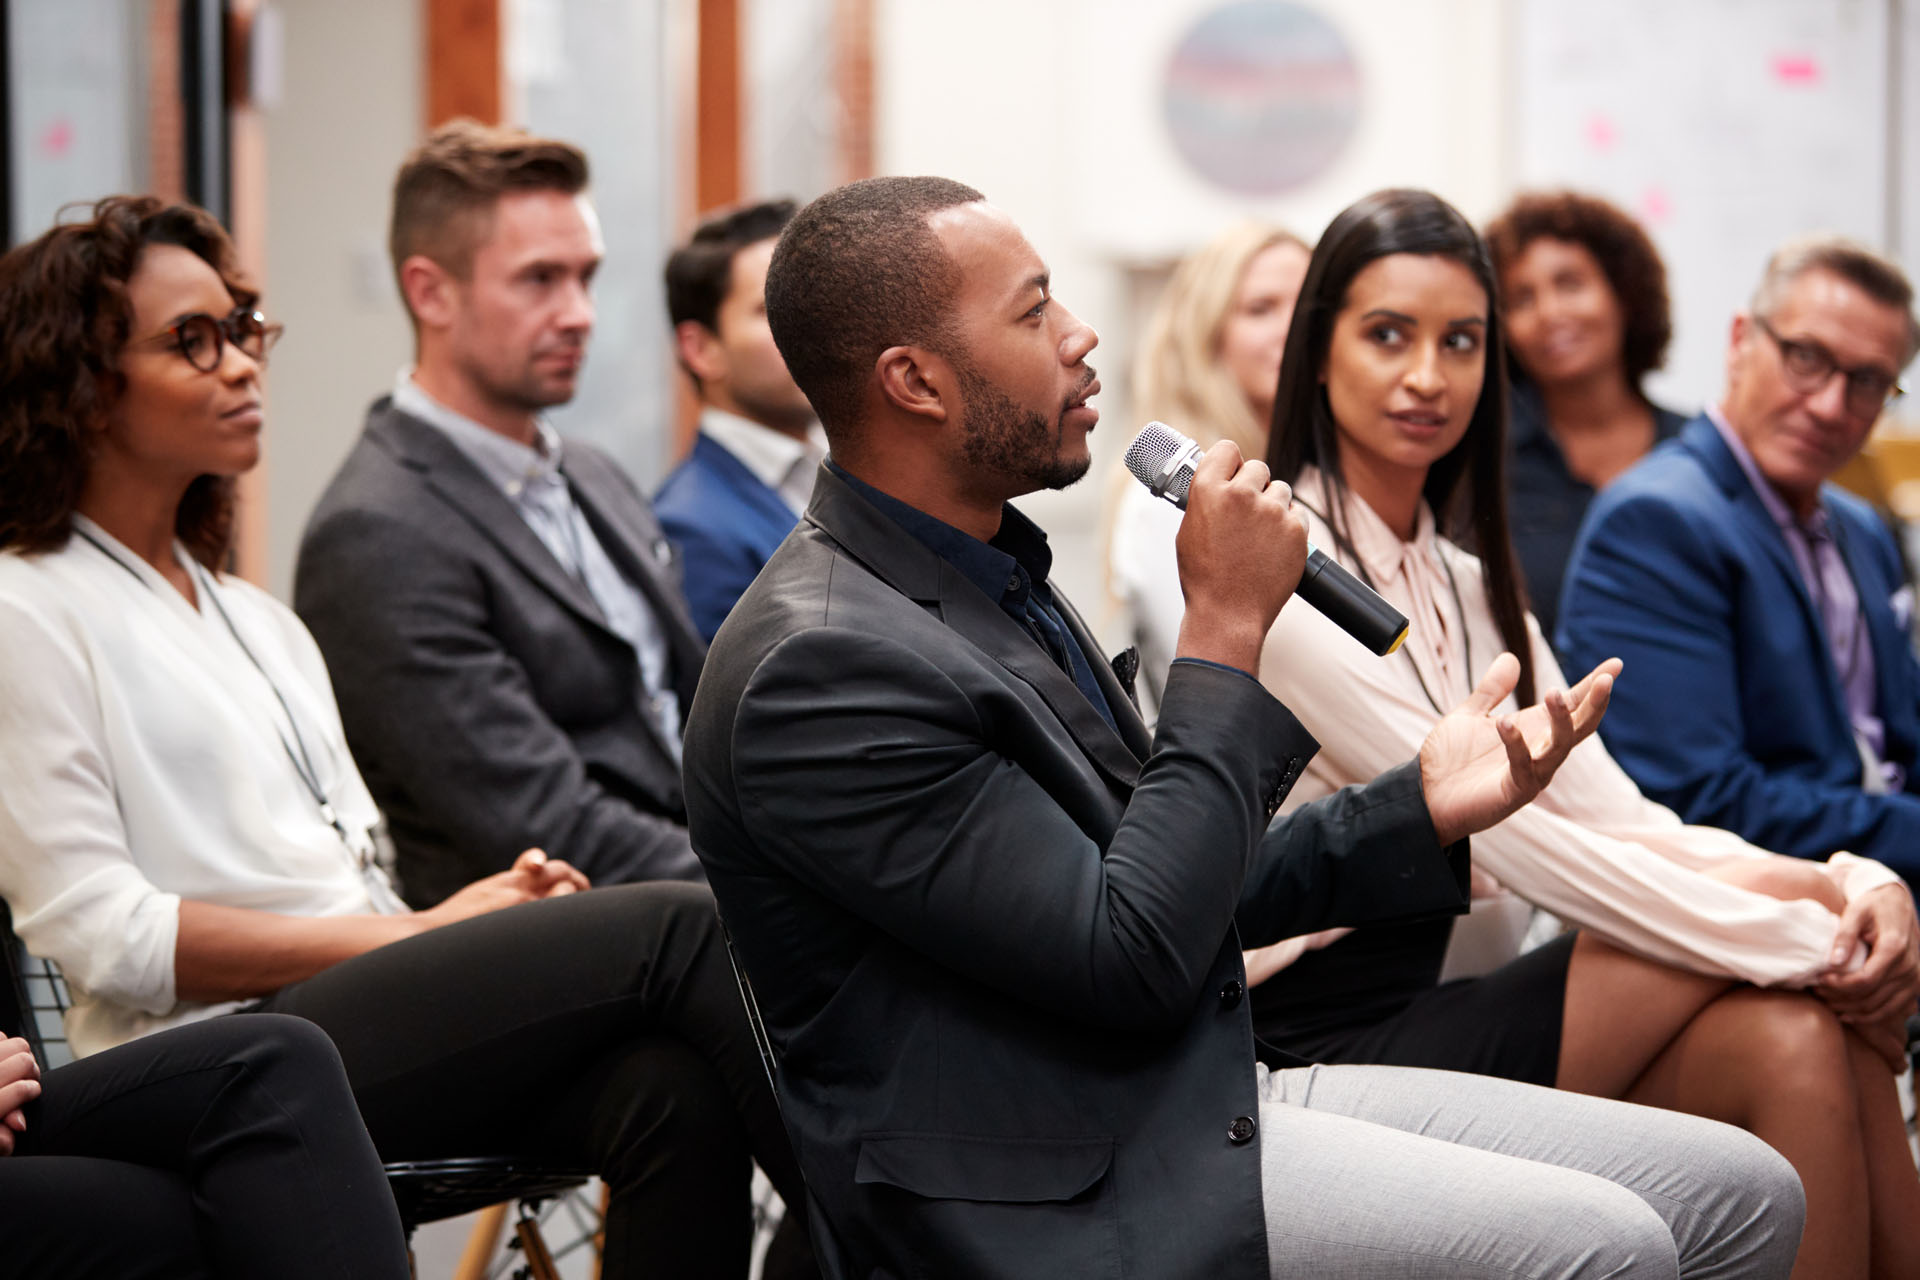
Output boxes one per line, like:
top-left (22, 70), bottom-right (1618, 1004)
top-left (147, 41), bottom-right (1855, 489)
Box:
top-left (1639, 185), bottom-right (1673, 224)
top-left (1772, 54), bottom-right (1820, 85)
top-left (39, 118), bottom-right (73, 158)
top-left (1583, 112), bottom-right (1618, 152)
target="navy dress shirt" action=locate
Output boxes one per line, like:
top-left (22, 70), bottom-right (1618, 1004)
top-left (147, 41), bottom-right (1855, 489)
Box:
top-left (829, 463), bottom-right (1121, 730)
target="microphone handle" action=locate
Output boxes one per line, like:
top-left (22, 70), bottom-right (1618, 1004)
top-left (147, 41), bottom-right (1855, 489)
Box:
top-left (1298, 545), bottom-right (1410, 657)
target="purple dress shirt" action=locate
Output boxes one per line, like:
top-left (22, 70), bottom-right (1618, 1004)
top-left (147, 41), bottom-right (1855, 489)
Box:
top-left (1707, 406), bottom-right (1900, 791)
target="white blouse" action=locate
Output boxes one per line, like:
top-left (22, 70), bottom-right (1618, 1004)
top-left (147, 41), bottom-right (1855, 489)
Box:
top-left (0, 518), bottom-right (404, 1056)
top-left (1252, 470), bottom-right (1901, 988)
top-left (1108, 478), bottom-right (1188, 701)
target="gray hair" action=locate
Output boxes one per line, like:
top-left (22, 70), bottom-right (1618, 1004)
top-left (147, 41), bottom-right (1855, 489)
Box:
top-left (1749, 234), bottom-right (1920, 364)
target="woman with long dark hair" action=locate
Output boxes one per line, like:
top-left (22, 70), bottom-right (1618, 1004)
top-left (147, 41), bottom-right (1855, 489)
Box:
top-left (1254, 188), bottom-right (1920, 1279)
top-left (0, 196), bottom-right (814, 1280)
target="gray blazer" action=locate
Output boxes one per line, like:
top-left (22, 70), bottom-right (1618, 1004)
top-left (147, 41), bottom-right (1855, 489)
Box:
top-left (683, 465), bottom-right (1470, 1280)
top-left (295, 399), bottom-right (706, 907)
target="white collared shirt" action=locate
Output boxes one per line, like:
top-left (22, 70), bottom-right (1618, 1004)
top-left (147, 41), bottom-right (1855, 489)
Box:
top-left (699, 408), bottom-right (826, 516)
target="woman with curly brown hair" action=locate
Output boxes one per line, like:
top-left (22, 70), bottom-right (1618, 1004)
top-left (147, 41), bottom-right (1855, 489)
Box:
top-left (1484, 190), bottom-right (1691, 643)
top-left (0, 197), bottom-right (816, 1280)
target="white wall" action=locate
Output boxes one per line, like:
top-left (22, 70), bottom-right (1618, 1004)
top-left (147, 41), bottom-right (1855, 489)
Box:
top-left (259, 0), bottom-right (421, 597)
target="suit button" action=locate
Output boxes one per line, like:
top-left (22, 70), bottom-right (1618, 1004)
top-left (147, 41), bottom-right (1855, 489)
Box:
top-left (1219, 979), bottom-right (1244, 1009)
top-left (1228, 1115), bottom-right (1257, 1145)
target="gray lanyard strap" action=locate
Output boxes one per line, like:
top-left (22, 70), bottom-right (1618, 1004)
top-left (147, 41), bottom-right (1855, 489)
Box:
top-left (73, 530), bottom-right (365, 857)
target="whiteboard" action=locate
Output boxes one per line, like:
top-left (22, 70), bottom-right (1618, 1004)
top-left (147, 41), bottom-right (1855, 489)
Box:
top-left (1514, 0), bottom-right (1895, 417)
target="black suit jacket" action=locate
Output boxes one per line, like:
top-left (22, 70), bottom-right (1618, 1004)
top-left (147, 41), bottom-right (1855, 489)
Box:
top-left (682, 466), bottom-right (1470, 1280)
top-left (295, 398), bottom-right (707, 907)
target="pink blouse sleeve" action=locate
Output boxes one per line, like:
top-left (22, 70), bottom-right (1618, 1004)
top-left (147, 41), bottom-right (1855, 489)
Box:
top-left (1259, 579), bottom-right (1848, 988)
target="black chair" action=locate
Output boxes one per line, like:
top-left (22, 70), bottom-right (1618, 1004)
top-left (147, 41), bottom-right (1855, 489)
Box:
top-left (0, 904), bottom-right (592, 1280)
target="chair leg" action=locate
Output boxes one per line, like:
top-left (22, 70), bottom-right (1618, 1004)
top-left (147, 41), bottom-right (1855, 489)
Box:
top-left (592, 1183), bottom-right (608, 1280)
top-left (512, 1201), bottom-right (562, 1280)
top-left (452, 1202), bottom-right (509, 1280)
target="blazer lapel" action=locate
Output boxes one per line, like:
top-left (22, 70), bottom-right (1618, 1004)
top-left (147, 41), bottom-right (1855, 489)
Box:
top-left (698, 434), bottom-right (805, 541)
top-left (1827, 506), bottom-right (1908, 730)
top-left (807, 467), bottom-right (1145, 791)
top-left (1055, 591), bottom-right (1152, 762)
top-left (371, 407), bottom-right (612, 632)
top-left (1688, 419), bottom-right (1851, 713)
top-left (563, 453), bottom-right (707, 687)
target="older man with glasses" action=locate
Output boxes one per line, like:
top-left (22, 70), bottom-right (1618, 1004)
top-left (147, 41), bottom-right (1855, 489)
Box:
top-left (1560, 234), bottom-right (1920, 902)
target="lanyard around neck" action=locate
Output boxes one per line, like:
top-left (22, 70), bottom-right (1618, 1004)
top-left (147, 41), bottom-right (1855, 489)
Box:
top-left (72, 529), bottom-right (369, 861)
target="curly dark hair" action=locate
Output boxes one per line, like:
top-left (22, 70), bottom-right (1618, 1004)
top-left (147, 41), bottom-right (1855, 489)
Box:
top-left (1484, 190), bottom-right (1672, 392)
top-left (0, 195), bottom-right (255, 565)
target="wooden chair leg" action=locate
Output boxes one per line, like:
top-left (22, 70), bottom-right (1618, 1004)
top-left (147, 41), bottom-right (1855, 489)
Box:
top-left (592, 1183), bottom-right (609, 1280)
top-left (452, 1202), bottom-right (510, 1280)
top-left (513, 1203), bottom-right (562, 1280)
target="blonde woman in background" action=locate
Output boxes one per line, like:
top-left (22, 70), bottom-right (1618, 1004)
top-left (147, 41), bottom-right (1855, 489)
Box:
top-left (1107, 223), bottom-right (1309, 701)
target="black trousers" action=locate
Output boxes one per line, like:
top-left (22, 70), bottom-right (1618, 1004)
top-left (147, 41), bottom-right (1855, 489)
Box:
top-left (252, 881), bottom-right (809, 1280)
top-left (0, 1013), bottom-right (409, 1278)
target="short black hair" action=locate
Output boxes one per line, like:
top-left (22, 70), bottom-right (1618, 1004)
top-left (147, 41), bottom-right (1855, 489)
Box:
top-left (664, 197), bottom-right (798, 333)
top-left (764, 175), bottom-right (984, 439)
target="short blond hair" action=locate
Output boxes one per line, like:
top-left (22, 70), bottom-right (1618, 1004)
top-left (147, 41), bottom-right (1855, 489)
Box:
top-left (1133, 221), bottom-right (1308, 459)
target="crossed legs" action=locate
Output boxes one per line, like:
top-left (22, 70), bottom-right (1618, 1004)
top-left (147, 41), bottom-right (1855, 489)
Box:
top-left (1558, 934), bottom-right (1920, 1279)
top-left (0, 1015), bottom-right (408, 1279)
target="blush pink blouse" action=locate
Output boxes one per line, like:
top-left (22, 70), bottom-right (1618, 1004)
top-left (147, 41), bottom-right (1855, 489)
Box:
top-left (1252, 468), bottom-right (1901, 988)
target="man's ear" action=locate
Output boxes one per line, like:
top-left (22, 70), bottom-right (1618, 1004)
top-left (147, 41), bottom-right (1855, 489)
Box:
top-left (675, 320), bottom-right (728, 386)
top-left (1725, 312), bottom-right (1751, 390)
top-left (875, 345), bottom-right (952, 425)
top-left (399, 255), bottom-right (458, 332)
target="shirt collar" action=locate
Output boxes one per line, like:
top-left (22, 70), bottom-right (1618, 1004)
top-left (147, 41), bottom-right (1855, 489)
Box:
top-left (699, 408), bottom-right (825, 491)
top-left (1293, 465), bottom-right (1440, 586)
top-left (826, 461), bottom-right (1054, 607)
top-left (392, 369), bottom-right (565, 499)
top-left (1706, 403), bottom-right (1827, 537)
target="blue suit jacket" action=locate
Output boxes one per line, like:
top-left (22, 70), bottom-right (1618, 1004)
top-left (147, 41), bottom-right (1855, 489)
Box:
top-left (1558, 414), bottom-right (1920, 885)
top-left (654, 431), bottom-right (803, 641)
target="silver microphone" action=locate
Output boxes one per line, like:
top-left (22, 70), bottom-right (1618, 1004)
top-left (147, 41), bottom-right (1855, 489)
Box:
top-left (1123, 421), bottom-right (1410, 657)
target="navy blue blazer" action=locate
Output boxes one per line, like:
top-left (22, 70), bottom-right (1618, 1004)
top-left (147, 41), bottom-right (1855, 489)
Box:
top-left (1558, 414), bottom-right (1920, 886)
top-left (654, 431), bottom-right (803, 641)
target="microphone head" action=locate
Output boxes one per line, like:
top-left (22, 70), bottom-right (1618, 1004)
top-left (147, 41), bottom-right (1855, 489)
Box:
top-left (1124, 421), bottom-right (1202, 508)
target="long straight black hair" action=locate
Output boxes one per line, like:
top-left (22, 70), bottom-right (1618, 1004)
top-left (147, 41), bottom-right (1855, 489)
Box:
top-left (1264, 188), bottom-right (1535, 707)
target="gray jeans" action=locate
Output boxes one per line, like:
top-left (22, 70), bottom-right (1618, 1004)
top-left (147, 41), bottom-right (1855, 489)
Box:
top-left (1258, 1063), bottom-right (1804, 1279)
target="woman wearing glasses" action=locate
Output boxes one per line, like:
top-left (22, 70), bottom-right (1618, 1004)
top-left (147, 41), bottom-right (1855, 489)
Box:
top-left (1247, 190), bottom-right (1920, 1278)
top-left (0, 198), bottom-right (813, 1280)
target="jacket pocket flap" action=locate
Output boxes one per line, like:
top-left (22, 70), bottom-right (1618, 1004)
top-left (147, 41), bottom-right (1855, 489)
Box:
top-left (854, 1133), bottom-right (1113, 1203)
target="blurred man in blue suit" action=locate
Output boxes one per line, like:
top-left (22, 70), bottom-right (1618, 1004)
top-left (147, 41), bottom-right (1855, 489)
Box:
top-left (656, 199), bottom-right (824, 640)
top-left (1560, 235), bottom-right (1920, 890)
